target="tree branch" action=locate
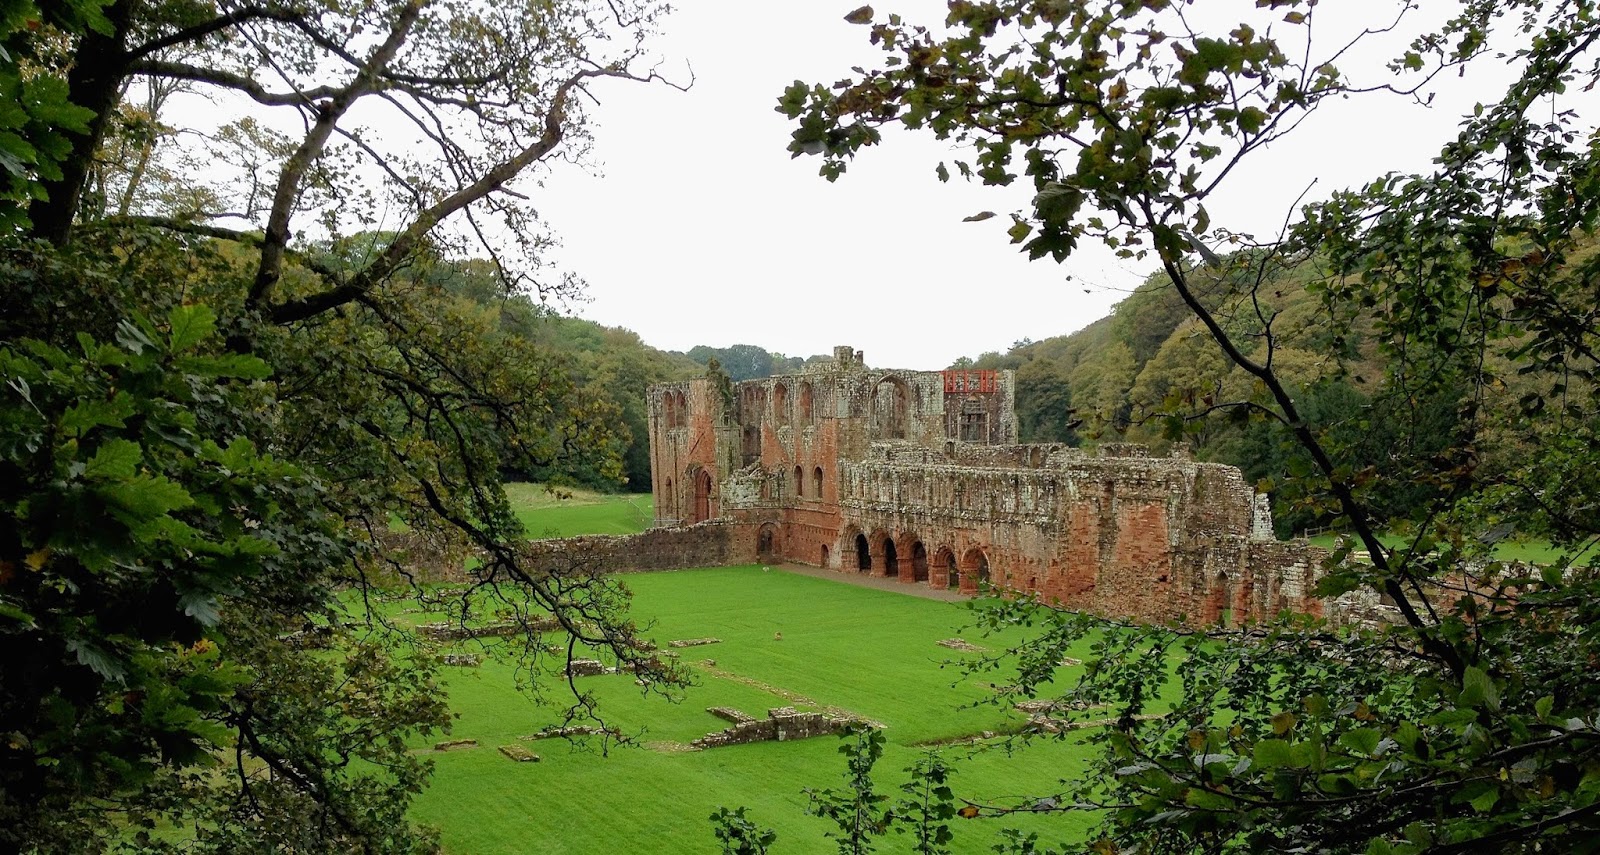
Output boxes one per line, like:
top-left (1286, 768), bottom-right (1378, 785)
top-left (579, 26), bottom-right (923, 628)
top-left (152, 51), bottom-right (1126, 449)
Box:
top-left (269, 67), bottom-right (617, 325)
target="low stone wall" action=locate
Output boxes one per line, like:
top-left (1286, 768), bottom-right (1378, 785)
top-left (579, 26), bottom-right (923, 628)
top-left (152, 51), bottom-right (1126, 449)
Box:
top-left (415, 617), bottom-right (559, 640)
top-left (516, 520), bottom-right (759, 576)
top-left (690, 707), bottom-right (863, 750)
top-left (707, 706), bottom-right (756, 725)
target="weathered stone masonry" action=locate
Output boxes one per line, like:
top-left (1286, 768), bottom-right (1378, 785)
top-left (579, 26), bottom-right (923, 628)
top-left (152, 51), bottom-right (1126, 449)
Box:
top-left (642, 346), bottom-right (1341, 628)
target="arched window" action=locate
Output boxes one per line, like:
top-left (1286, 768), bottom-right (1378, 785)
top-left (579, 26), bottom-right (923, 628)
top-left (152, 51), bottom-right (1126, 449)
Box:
top-left (668, 391), bottom-right (687, 428)
top-left (772, 383), bottom-right (788, 422)
top-left (799, 382), bottom-right (814, 422)
top-left (812, 466), bottom-right (823, 500)
top-left (872, 376), bottom-right (910, 440)
top-left (794, 465), bottom-right (804, 497)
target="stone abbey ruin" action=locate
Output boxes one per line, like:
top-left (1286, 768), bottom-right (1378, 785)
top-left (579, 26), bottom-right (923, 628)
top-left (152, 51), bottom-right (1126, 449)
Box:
top-left (637, 346), bottom-right (1356, 628)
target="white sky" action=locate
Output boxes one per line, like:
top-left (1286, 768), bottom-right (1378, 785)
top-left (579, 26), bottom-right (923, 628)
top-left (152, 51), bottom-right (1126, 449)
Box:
top-left (533, 0), bottom-right (1518, 369)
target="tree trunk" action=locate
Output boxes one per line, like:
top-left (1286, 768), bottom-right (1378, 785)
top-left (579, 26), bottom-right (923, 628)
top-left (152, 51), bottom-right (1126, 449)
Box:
top-left (29, 0), bottom-right (132, 246)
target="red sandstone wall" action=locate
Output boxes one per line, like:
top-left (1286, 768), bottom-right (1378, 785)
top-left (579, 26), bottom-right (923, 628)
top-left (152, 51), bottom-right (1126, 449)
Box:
top-left (517, 521), bottom-right (759, 575)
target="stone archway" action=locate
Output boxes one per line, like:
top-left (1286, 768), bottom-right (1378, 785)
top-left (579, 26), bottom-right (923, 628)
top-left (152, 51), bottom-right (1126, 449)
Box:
top-left (871, 376), bottom-right (910, 440)
top-left (959, 547), bottom-right (990, 594)
top-left (876, 531), bottom-right (899, 578)
top-left (910, 540), bottom-right (929, 583)
top-left (1209, 573), bottom-right (1234, 627)
top-left (854, 532), bottom-right (871, 573)
top-left (772, 383), bottom-right (789, 422)
top-left (757, 523), bottom-right (780, 560)
top-left (934, 547), bottom-right (958, 589)
top-left (692, 468), bottom-right (713, 523)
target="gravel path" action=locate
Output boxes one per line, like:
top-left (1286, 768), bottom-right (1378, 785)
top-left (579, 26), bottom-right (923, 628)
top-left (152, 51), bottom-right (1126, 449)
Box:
top-left (766, 563), bottom-right (973, 603)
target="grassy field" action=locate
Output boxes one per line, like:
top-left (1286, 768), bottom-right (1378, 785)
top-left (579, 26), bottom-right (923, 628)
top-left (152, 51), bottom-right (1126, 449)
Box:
top-left (504, 483), bottom-right (654, 539)
top-left (1307, 532), bottom-right (1599, 565)
top-left (401, 567), bottom-right (1108, 854)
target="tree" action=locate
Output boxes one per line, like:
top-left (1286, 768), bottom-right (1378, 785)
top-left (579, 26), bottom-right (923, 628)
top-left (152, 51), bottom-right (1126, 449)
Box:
top-left (2, 0), bottom-right (684, 850)
top-left (786, 1), bottom-right (1600, 851)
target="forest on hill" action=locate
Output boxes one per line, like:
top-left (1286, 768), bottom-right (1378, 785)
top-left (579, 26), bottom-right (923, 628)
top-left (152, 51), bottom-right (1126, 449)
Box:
top-left (956, 253), bottom-right (1472, 536)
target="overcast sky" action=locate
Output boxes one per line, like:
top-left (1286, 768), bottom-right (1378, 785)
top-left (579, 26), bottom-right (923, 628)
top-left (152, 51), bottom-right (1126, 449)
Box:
top-left (530, 1), bottom-right (1527, 369)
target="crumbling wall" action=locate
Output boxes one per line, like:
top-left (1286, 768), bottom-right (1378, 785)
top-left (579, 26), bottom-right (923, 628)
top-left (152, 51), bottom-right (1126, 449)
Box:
top-left (516, 520), bottom-right (759, 575)
top-left (689, 707), bottom-right (863, 750)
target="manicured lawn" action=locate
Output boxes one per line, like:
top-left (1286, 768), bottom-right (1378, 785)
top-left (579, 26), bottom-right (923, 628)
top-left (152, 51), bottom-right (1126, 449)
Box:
top-left (504, 483), bottom-right (654, 538)
top-left (405, 567), bottom-right (1108, 854)
top-left (1308, 532), bottom-right (1599, 565)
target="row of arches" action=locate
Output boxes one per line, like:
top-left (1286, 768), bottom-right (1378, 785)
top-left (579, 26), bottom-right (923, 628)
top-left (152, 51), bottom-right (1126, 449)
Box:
top-left (792, 465), bottom-right (825, 500)
top-left (660, 468), bottom-right (715, 524)
top-left (740, 381), bottom-right (816, 424)
top-left (661, 389), bottom-right (689, 429)
top-left (839, 526), bottom-right (991, 592)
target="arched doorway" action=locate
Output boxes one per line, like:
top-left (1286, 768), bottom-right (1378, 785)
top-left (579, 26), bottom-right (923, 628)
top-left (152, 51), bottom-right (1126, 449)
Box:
top-left (959, 547), bottom-right (990, 593)
top-left (757, 524), bottom-right (779, 560)
top-left (820, 544), bottom-right (830, 567)
top-left (881, 535), bottom-right (899, 578)
top-left (855, 533), bottom-right (871, 572)
top-left (1210, 573), bottom-right (1234, 627)
top-left (935, 547), bottom-right (958, 589)
top-left (910, 541), bottom-right (929, 583)
top-left (692, 469), bottom-right (713, 523)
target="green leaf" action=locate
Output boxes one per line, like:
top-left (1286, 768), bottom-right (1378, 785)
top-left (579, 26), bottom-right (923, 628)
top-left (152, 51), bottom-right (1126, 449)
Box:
top-left (178, 592), bottom-right (222, 627)
top-left (100, 474), bottom-right (194, 520)
top-left (1458, 666), bottom-right (1498, 710)
top-left (1337, 728), bottom-right (1381, 757)
top-left (83, 438), bottom-right (141, 480)
top-left (167, 304), bottom-right (216, 353)
top-left (1237, 106), bottom-right (1268, 134)
top-left (1253, 738), bottom-right (1295, 769)
top-left (1316, 773), bottom-right (1357, 795)
top-left (60, 393), bottom-right (135, 437)
top-left (66, 638), bottom-right (127, 682)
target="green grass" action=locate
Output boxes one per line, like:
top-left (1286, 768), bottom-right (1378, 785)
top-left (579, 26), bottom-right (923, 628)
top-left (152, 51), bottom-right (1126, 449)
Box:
top-left (1307, 532), bottom-right (1599, 565)
top-left (504, 483), bottom-right (653, 539)
top-left (405, 567), bottom-right (1107, 854)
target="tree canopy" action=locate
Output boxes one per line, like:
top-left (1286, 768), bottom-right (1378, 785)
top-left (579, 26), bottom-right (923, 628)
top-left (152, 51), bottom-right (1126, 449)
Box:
top-left (1, 0), bottom-right (686, 850)
top-left (784, 0), bottom-right (1600, 851)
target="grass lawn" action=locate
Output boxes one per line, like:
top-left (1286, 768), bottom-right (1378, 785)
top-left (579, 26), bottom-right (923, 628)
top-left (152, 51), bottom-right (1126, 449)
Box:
top-left (404, 567), bottom-right (1110, 854)
top-left (1307, 532), bottom-right (1599, 565)
top-left (504, 483), bottom-right (653, 539)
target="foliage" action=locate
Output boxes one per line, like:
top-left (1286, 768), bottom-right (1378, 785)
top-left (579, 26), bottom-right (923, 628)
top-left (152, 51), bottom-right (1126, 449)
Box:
top-left (0, 0), bottom-right (684, 849)
top-left (711, 806), bottom-right (779, 855)
top-left (0, 301), bottom-right (448, 850)
top-left (787, 0), bottom-right (1600, 852)
top-left (806, 724), bottom-right (891, 855)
